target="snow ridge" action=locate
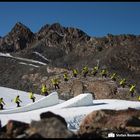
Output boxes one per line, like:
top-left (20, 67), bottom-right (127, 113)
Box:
top-left (33, 51), bottom-right (51, 62)
top-left (0, 52), bottom-right (47, 66)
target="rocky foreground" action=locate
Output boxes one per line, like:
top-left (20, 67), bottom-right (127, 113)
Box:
top-left (0, 109), bottom-right (140, 138)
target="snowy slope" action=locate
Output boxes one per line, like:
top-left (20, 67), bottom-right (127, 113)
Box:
top-left (51, 93), bottom-right (94, 109)
top-left (0, 92), bottom-right (59, 114)
top-left (0, 87), bottom-right (43, 109)
top-left (0, 86), bottom-right (140, 130)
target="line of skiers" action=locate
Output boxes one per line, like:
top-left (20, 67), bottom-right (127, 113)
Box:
top-left (0, 66), bottom-right (139, 110)
top-left (0, 78), bottom-right (61, 110)
top-left (41, 66), bottom-right (137, 98)
top-left (0, 93), bottom-right (36, 110)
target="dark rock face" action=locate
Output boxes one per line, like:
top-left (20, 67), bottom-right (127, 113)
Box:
top-left (40, 111), bottom-right (67, 127)
top-left (78, 108), bottom-right (140, 138)
top-left (26, 112), bottom-right (76, 138)
top-left (6, 120), bottom-right (29, 138)
top-left (0, 120), bottom-right (29, 138)
top-left (0, 22), bottom-right (34, 52)
top-left (27, 119), bottom-right (74, 138)
top-left (34, 22), bottom-right (90, 58)
top-left (0, 124), bottom-right (7, 138)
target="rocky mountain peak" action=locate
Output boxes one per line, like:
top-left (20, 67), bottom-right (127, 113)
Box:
top-left (0, 22), bottom-right (35, 52)
top-left (9, 22), bottom-right (34, 37)
top-left (49, 23), bottom-right (64, 33)
top-left (14, 22), bottom-right (27, 29)
top-left (37, 22), bottom-right (65, 38)
top-left (38, 24), bottom-right (50, 34)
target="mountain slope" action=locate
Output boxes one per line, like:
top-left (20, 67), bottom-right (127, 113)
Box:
top-left (0, 22), bottom-right (140, 100)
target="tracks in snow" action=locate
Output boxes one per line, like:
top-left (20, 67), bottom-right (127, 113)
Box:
top-left (0, 52), bottom-right (49, 68)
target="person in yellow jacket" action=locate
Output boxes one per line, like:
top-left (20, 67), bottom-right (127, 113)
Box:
top-left (72, 69), bottom-right (78, 78)
top-left (41, 84), bottom-right (48, 96)
top-left (91, 66), bottom-right (99, 76)
top-left (129, 84), bottom-right (136, 97)
top-left (14, 95), bottom-right (22, 107)
top-left (29, 92), bottom-right (36, 102)
top-left (110, 73), bottom-right (117, 81)
top-left (138, 96), bottom-right (140, 101)
top-left (101, 69), bottom-right (107, 78)
top-left (82, 66), bottom-right (88, 78)
top-left (119, 78), bottom-right (126, 88)
top-left (0, 98), bottom-right (5, 110)
top-left (51, 78), bottom-right (60, 90)
top-left (63, 73), bottom-right (69, 81)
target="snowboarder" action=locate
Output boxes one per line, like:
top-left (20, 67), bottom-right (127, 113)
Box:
top-left (29, 92), bottom-right (36, 102)
top-left (91, 66), bottom-right (99, 76)
top-left (41, 84), bottom-right (48, 96)
top-left (0, 98), bottom-right (5, 110)
top-left (119, 78), bottom-right (126, 88)
top-left (82, 66), bottom-right (88, 78)
top-left (51, 78), bottom-right (60, 90)
top-left (129, 84), bottom-right (136, 97)
top-left (63, 73), bottom-right (69, 81)
top-left (110, 73), bottom-right (117, 81)
top-left (138, 96), bottom-right (140, 101)
top-left (14, 95), bottom-right (22, 107)
top-left (72, 69), bottom-right (78, 78)
top-left (101, 69), bottom-right (107, 78)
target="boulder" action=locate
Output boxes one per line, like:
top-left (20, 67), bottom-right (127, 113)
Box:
top-left (78, 108), bottom-right (140, 138)
top-left (40, 111), bottom-right (67, 127)
top-left (26, 111), bottom-right (76, 138)
top-left (0, 124), bottom-right (7, 138)
top-left (6, 120), bottom-right (29, 138)
top-left (86, 79), bottom-right (117, 99)
top-left (71, 80), bottom-right (84, 97)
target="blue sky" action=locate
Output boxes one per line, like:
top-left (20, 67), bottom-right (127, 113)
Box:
top-left (0, 2), bottom-right (140, 37)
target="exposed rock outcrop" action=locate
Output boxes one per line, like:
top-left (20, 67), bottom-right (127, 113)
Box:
top-left (0, 22), bottom-right (34, 52)
top-left (26, 111), bottom-right (76, 138)
top-left (78, 108), bottom-right (140, 138)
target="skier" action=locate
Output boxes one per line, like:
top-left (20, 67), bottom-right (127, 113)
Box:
top-left (91, 66), bottom-right (99, 76)
top-left (51, 78), bottom-right (60, 90)
top-left (110, 73), bottom-right (117, 81)
top-left (41, 84), bottom-right (48, 96)
top-left (82, 66), bottom-right (88, 78)
top-left (101, 69), bottom-right (107, 78)
top-left (14, 95), bottom-right (22, 107)
top-left (63, 73), bottom-right (69, 81)
top-left (0, 98), bottom-right (5, 110)
top-left (29, 92), bottom-right (36, 102)
top-left (72, 69), bottom-right (78, 78)
top-left (138, 96), bottom-right (140, 101)
top-left (129, 84), bottom-right (136, 97)
top-left (119, 78), bottom-right (126, 88)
